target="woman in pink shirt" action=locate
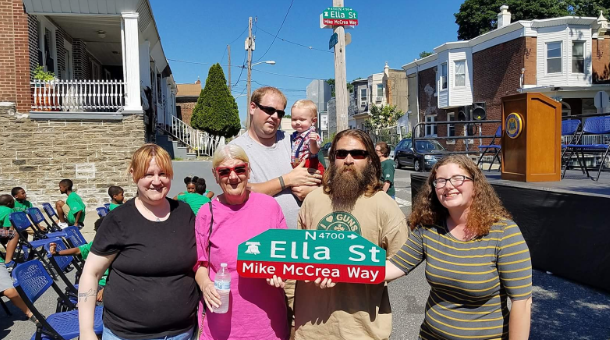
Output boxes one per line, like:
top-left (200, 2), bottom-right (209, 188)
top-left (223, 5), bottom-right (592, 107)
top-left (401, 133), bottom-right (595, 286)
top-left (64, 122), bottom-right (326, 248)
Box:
top-left (194, 145), bottom-right (289, 340)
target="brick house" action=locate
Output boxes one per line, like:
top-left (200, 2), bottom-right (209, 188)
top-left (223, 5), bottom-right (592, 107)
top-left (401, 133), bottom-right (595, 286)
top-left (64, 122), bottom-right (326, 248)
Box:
top-left (404, 6), bottom-right (610, 151)
top-left (176, 79), bottom-right (202, 125)
top-left (0, 0), bottom-right (181, 211)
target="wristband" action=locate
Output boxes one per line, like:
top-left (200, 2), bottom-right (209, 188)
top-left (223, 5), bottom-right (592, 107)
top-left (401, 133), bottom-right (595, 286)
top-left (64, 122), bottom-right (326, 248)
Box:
top-left (279, 176), bottom-right (286, 190)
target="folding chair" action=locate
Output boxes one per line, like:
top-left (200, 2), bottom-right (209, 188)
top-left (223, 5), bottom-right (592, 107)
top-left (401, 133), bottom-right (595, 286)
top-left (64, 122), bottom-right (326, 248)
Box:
top-left (25, 208), bottom-right (69, 241)
top-left (9, 212), bottom-right (63, 279)
top-left (62, 226), bottom-right (88, 249)
top-left (563, 116), bottom-right (610, 181)
top-left (561, 119), bottom-right (583, 177)
top-left (41, 203), bottom-right (61, 229)
top-left (12, 260), bottom-right (104, 340)
top-left (27, 207), bottom-right (62, 233)
top-left (477, 126), bottom-right (502, 171)
top-left (96, 207), bottom-right (108, 218)
top-left (42, 242), bottom-right (83, 312)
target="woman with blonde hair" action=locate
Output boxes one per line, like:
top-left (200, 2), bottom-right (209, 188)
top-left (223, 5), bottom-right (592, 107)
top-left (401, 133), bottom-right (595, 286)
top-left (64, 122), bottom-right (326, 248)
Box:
top-left (78, 144), bottom-right (198, 340)
top-left (194, 144), bottom-right (289, 340)
top-left (385, 154), bottom-right (532, 340)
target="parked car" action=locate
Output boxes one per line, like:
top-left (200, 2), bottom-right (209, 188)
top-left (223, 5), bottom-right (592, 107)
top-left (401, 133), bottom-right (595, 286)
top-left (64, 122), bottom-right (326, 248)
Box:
top-left (389, 144), bottom-right (395, 160)
top-left (394, 138), bottom-right (446, 171)
top-left (320, 142), bottom-right (332, 158)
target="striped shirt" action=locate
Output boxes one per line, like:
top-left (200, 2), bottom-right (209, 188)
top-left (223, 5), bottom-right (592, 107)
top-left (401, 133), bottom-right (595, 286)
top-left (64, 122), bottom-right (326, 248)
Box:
top-left (390, 219), bottom-right (532, 340)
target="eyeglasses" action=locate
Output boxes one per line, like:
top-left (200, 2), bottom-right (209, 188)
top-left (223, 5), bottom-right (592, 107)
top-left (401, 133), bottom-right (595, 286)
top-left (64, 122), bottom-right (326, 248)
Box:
top-left (215, 163), bottom-right (249, 178)
top-left (254, 102), bottom-right (285, 119)
top-left (335, 149), bottom-right (369, 160)
top-left (432, 175), bottom-right (473, 188)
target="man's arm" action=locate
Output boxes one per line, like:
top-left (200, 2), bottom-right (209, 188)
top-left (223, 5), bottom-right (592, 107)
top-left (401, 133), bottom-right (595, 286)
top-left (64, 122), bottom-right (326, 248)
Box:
top-left (382, 181), bottom-right (391, 192)
top-left (248, 160), bottom-right (321, 196)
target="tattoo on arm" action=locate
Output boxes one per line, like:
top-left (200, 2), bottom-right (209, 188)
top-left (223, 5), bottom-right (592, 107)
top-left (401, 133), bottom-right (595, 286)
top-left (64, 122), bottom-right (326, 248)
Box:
top-left (78, 288), bottom-right (95, 302)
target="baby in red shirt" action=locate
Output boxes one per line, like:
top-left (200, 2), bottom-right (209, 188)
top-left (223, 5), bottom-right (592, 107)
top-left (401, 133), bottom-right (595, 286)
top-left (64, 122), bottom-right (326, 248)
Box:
top-left (290, 100), bottom-right (325, 175)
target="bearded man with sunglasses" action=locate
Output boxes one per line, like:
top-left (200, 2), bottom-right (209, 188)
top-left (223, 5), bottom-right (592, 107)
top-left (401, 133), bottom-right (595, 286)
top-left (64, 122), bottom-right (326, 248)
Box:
top-left (230, 87), bottom-right (322, 230)
top-left (291, 129), bottom-right (409, 340)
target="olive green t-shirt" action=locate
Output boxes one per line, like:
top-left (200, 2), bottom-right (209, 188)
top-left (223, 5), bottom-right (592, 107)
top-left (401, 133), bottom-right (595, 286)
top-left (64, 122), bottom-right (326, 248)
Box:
top-left (380, 159), bottom-right (396, 197)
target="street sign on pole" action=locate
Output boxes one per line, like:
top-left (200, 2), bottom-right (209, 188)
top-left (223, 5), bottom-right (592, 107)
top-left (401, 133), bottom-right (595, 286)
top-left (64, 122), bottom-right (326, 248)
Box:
top-left (329, 33), bottom-right (338, 50)
top-left (237, 229), bottom-right (386, 284)
top-left (323, 7), bottom-right (358, 20)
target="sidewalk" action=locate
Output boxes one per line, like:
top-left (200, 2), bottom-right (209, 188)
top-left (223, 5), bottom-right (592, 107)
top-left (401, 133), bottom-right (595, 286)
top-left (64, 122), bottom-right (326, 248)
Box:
top-left (80, 212), bottom-right (100, 242)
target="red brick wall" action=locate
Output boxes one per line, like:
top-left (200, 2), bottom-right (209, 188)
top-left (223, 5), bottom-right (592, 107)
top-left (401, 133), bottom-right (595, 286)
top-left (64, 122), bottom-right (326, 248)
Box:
top-left (177, 102), bottom-right (196, 125)
top-left (0, 0), bottom-right (31, 113)
top-left (473, 37), bottom-right (527, 146)
top-left (592, 38), bottom-right (610, 84)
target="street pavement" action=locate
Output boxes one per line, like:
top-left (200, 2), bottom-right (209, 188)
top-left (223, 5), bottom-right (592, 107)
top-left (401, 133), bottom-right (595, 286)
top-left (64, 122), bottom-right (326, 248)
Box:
top-left (1, 161), bottom-right (609, 339)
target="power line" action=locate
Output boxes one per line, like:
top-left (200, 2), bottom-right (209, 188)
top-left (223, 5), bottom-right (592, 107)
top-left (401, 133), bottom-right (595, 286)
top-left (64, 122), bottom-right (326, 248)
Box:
top-left (256, 23), bottom-right (332, 54)
top-left (233, 50), bottom-right (248, 88)
top-left (252, 80), bottom-right (306, 92)
top-left (220, 25), bottom-right (249, 63)
top-left (255, 0), bottom-right (294, 62)
top-left (167, 58), bottom-right (242, 69)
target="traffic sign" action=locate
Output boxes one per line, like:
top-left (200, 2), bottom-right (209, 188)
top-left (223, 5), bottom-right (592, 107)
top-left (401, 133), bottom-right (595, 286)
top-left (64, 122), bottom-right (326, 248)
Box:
top-left (237, 229), bottom-right (386, 284)
top-left (323, 7), bottom-right (358, 20)
top-left (323, 18), bottom-right (358, 26)
top-left (329, 33), bottom-right (338, 50)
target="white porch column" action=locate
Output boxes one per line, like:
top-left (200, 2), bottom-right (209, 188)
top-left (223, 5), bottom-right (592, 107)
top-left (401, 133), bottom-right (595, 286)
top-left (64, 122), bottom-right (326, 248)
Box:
top-left (122, 12), bottom-right (143, 113)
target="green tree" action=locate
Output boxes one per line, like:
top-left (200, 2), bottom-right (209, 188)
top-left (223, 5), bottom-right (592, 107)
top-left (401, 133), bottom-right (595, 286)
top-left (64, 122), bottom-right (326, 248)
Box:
top-left (364, 105), bottom-right (404, 131)
top-left (571, 0), bottom-right (610, 16)
top-left (419, 51), bottom-right (433, 58)
top-left (191, 63), bottom-right (241, 138)
top-left (455, 0), bottom-right (573, 40)
top-left (326, 78), bottom-right (354, 97)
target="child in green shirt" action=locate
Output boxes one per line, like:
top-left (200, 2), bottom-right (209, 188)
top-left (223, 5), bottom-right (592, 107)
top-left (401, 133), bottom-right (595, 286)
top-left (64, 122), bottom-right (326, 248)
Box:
top-left (176, 176), bottom-right (211, 215)
top-left (183, 175), bottom-right (214, 199)
top-left (107, 186), bottom-right (125, 211)
top-left (49, 217), bottom-right (108, 301)
top-left (56, 179), bottom-right (86, 227)
top-left (12, 187), bottom-right (45, 234)
top-left (0, 194), bottom-right (18, 268)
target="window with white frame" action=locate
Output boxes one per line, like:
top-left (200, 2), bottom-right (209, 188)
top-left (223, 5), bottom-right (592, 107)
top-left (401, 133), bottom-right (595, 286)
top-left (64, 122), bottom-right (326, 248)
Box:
top-left (454, 60), bottom-right (466, 87)
top-left (447, 112), bottom-right (456, 137)
top-left (440, 63), bottom-right (448, 89)
top-left (360, 88), bottom-right (367, 106)
top-left (376, 84), bottom-right (383, 97)
top-left (38, 20), bottom-right (57, 74)
top-left (572, 41), bottom-right (584, 73)
top-left (547, 42), bottom-right (562, 73)
top-left (425, 115), bottom-right (437, 136)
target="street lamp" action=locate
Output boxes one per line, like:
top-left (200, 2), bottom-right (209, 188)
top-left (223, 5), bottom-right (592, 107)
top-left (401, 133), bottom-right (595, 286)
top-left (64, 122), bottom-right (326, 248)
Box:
top-left (246, 60), bottom-right (276, 129)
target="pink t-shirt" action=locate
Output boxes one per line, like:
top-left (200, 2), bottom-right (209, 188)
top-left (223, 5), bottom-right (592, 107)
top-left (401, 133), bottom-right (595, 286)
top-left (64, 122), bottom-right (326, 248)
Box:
top-left (194, 192), bottom-right (289, 340)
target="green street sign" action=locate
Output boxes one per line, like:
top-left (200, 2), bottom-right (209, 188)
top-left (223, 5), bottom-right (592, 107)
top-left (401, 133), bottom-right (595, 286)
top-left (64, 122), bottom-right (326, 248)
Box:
top-left (323, 7), bottom-right (358, 20)
top-left (237, 229), bottom-right (386, 284)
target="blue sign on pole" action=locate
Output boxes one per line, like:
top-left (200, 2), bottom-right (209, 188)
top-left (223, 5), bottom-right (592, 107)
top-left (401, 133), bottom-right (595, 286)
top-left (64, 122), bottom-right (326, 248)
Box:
top-left (329, 33), bottom-right (338, 50)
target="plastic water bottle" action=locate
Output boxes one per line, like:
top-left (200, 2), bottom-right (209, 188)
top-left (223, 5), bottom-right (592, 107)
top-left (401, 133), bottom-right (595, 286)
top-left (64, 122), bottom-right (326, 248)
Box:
top-left (212, 263), bottom-right (231, 314)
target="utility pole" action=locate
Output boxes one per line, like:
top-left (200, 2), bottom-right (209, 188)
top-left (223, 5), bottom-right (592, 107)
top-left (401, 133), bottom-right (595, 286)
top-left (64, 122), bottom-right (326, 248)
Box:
top-left (333, 0), bottom-right (349, 132)
top-left (227, 44), bottom-right (231, 92)
top-left (245, 17), bottom-right (254, 129)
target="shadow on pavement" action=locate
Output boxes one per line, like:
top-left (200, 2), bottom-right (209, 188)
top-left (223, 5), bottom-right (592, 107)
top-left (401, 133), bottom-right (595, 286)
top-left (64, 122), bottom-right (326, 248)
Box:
top-left (530, 270), bottom-right (610, 339)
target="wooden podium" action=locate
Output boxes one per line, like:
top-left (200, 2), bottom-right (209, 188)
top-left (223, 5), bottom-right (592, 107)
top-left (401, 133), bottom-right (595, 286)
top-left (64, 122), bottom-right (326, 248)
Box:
top-left (501, 93), bottom-right (561, 182)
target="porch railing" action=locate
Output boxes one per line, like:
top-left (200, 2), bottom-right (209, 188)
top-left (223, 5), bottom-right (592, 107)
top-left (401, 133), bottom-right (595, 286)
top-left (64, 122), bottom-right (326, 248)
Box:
top-left (31, 79), bottom-right (125, 112)
top-left (170, 115), bottom-right (224, 156)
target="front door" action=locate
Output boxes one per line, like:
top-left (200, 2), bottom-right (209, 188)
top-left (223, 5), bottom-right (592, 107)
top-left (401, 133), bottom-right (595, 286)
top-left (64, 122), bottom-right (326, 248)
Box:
top-left (62, 39), bottom-right (73, 80)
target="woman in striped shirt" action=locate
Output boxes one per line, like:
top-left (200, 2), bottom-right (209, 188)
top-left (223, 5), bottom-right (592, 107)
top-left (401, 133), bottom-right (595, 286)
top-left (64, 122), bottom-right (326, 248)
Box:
top-left (386, 155), bottom-right (532, 340)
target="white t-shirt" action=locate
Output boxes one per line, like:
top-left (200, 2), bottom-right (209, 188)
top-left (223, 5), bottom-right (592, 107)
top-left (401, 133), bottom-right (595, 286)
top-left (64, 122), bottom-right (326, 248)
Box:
top-left (230, 130), bottom-right (301, 229)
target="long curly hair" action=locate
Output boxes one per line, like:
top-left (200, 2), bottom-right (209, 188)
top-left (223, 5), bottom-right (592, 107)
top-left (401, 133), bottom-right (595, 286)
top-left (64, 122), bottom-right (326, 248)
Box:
top-left (323, 129), bottom-right (382, 197)
top-left (409, 154), bottom-right (511, 237)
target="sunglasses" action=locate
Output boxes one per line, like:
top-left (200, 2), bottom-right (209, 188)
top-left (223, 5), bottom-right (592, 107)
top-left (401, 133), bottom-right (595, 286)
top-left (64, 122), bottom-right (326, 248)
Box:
top-left (335, 149), bottom-right (369, 160)
top-left (254, 102), bottom-right (285, 119)
top-left (215, 163), bottom-right (249, 177)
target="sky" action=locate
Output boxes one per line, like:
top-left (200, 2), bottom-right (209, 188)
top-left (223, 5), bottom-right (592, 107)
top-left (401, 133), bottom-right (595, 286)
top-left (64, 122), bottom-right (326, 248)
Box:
top-left (150, 0), bottom-right (466, 125)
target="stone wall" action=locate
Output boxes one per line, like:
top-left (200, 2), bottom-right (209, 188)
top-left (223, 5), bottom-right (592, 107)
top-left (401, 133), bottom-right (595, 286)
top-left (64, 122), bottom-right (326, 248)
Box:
top-left (0, 103), bottom-right (144, 212)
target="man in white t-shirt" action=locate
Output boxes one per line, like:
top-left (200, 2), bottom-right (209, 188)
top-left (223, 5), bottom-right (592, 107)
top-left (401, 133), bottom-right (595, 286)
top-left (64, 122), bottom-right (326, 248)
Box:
top-left (230, 86), bottom-right (321, 229)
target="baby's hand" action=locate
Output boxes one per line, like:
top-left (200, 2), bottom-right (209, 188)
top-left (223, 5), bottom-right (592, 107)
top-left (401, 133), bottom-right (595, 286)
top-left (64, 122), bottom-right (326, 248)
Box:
top-left (310, 132), bottom-right (319, 141)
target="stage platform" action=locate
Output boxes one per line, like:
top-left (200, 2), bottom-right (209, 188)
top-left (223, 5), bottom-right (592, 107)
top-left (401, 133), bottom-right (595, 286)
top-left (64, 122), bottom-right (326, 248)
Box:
top-left (410, 170), bottom-right (610, 293)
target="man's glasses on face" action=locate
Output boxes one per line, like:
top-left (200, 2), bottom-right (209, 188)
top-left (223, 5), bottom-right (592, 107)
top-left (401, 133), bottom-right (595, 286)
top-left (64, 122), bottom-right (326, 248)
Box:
top-left (335, 149), bottom-right (369, 160)
top-left (215, 163), bottom-right (249, 178)
top-left (254, 102), bottom-right (285, 119)
top-left (432, 175), bottom-right (473, 188)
